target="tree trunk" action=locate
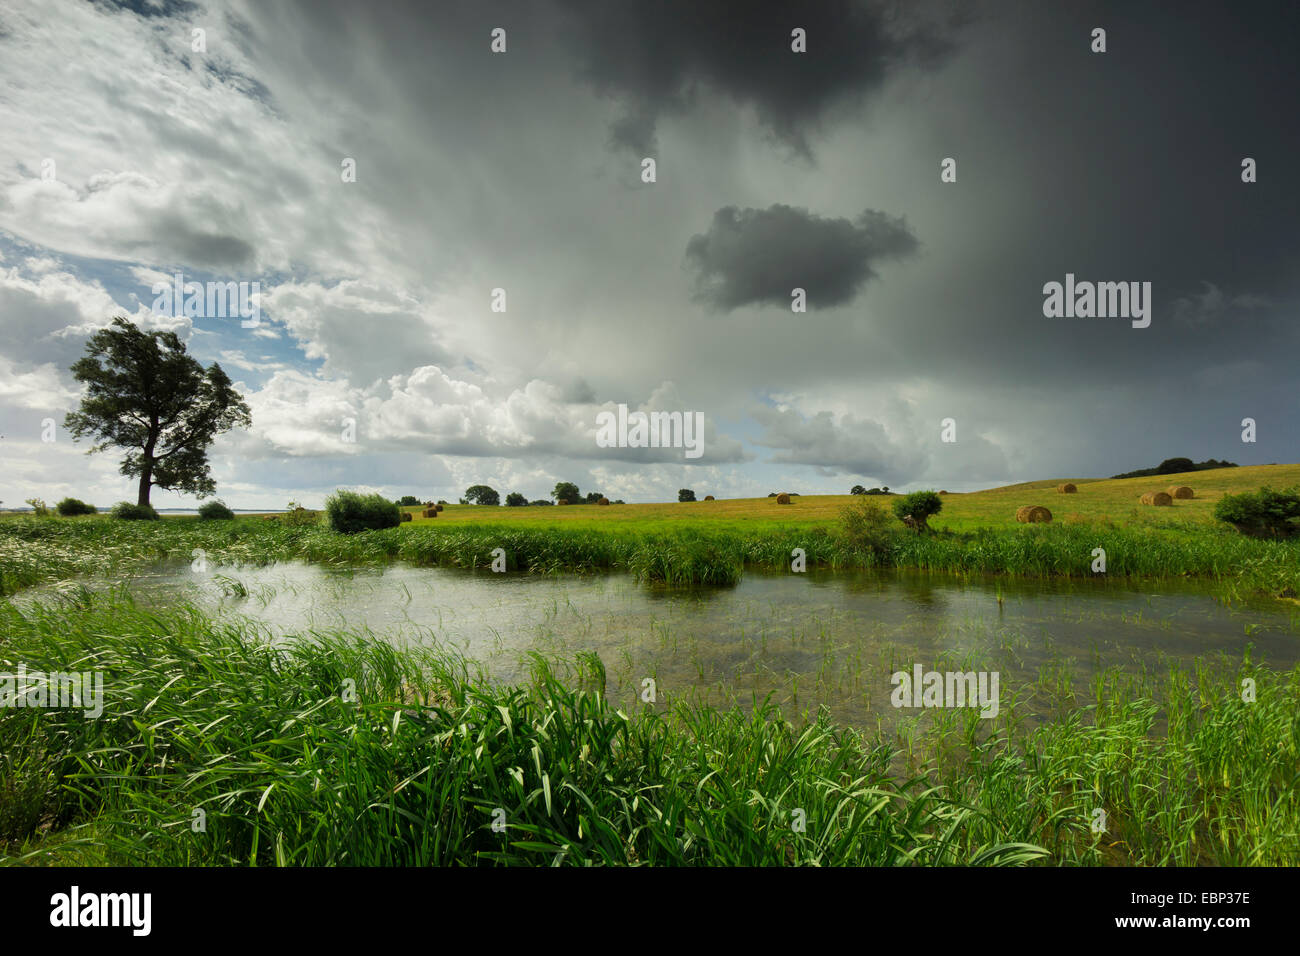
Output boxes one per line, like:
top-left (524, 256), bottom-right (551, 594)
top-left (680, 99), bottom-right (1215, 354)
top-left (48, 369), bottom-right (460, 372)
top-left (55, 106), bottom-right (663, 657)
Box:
top-left (138, 420), bottom-right (158, 507)
top-left (137, 462), bottom-right (153, 507)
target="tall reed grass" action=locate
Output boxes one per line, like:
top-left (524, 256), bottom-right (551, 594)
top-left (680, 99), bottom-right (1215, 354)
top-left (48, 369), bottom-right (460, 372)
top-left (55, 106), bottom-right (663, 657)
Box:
top-left (2, 594), bottom-right (1295, 866)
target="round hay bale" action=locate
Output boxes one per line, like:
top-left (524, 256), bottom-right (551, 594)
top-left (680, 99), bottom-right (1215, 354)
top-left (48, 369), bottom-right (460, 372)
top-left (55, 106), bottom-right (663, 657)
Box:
top-left (435, 504), bottom-right (444, 512)
top-left (1015, 505), bottom-right (1052, 523)
top-left (597, 497), bottom-right (610, 506)
top-left (939, 490), bottom-right (949, 495)
top-left (400, 512), bottom-right (413, 522)
top-left (1167, 485), bottom-right (1193, 499)
top-left (556, 499), bottom-right (568, 506)
top-left (776, 493), bottom-right (792, 505)
top-left (704, 495), bottom-right (715, 500)
top-left (1057, 483), bottom-right (1077, 494)
top-left (421, 508), bottom-right (438, 518)
top-left (1141, 491), bottom-right (1173, 506)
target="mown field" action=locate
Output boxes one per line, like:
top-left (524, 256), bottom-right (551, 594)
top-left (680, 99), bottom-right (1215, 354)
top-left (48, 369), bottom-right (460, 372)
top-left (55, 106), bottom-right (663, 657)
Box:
top-left (408, 464), bottom-right (1300, 532)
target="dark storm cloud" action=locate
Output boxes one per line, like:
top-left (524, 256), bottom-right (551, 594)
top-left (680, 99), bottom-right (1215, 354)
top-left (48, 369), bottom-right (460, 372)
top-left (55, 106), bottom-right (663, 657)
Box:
top-left (555, 0), bottom-right (965, 154)
top-left (685, 204), bottom-right (918, 311)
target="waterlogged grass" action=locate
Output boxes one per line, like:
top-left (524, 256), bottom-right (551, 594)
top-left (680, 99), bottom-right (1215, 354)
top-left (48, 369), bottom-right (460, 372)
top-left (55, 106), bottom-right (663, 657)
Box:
top-left (2, 511), bottom-right (1296, 597)
top-left (1, 594), bottom-right (1043, 867)
top-left (2, 594), bottom-right (1295, 866)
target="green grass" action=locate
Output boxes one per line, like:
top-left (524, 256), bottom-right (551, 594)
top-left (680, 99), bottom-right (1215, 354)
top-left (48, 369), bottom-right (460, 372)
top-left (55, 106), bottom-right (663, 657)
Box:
top-left (2, 504), bottom-right (1297, 597)
top-left (3, 592), bottom-right (1295, 866)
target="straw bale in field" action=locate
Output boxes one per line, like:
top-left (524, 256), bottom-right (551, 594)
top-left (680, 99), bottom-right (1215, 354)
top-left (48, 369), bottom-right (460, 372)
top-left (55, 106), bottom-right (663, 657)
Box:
top-left (1015, 505), bottom-right (1052, 523)
top-left (1141, 491), bottom-right (1172, 506)
top-left (1167, 486), bottom-right (1193, 499)
top-left (1057, 483), bottom-right (1077, 494)
top-left (776, 493), bottom-right (792, 505)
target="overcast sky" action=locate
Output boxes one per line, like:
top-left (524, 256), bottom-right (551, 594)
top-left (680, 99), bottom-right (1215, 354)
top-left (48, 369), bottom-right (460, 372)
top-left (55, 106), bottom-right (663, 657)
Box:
top-left (1, 0), bottom-right (1296, 508)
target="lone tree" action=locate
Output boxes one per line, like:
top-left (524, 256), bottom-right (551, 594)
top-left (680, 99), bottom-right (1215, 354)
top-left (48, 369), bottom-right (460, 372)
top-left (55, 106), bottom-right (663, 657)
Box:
top-left (892, 490), bottom-right (942, 532)
top-left (553, 481), bottom-right (580, 505)
top-left (464, 484), bottom-right (500, 506)
top-left (678, 488), bottom-right (697, 502)
top-left (65, 317), bottom-right (251, 508)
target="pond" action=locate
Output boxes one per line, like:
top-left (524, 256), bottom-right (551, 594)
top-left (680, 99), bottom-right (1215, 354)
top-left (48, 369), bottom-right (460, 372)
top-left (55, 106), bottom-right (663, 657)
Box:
top-left (24, 561), bottom-right (1300, 732)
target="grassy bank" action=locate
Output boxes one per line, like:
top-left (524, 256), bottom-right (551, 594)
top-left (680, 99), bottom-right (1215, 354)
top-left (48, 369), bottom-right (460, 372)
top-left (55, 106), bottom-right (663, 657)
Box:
top-left (2, 508), bottom-right (1297, 597)
top-left (2, 593), bottom-right (1295, 866)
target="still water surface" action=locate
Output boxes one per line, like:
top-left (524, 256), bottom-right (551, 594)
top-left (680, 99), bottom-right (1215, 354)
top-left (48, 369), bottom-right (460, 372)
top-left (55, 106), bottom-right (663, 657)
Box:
top-left (31, 561), bottom-right (1300, 730)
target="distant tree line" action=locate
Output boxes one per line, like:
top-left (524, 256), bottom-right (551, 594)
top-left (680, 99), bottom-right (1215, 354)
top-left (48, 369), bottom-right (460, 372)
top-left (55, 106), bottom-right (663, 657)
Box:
top-left (1110, 457), bottom-right (1238, 479)
top-left (393, 482), bottom-right (625, 507)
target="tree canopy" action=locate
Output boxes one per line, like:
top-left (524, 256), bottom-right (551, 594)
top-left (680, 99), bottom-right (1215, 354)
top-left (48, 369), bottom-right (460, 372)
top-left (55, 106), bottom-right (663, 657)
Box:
top-left (65, 317), bottom-right (251, 507)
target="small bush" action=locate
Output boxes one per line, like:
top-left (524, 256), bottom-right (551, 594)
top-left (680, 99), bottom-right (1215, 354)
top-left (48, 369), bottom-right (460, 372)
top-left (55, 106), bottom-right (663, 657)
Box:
top-left (24, 498), bottom-right (51, 517)
top-left (838, 498), bottom-right (895, 556)
top-left (678, 489), bottom-right (697, 502)
top-left (282, 499), bottom-right (321, 527)
top-left (55, 497), bottom-right (97, 516)
top-left (892, 491), bottom-right (942, 532)
top-left (111, 502), bottom-right (159, 521)
top-left (1214, 486), bottom-right (1300, 538)
top-left (197, 500), bottom-right (235, 521)
top-left (325, 490), bottom-right (401, 534)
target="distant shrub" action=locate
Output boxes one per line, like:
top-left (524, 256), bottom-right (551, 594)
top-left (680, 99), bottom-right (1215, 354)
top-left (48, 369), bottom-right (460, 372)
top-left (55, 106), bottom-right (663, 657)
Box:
top-left (397, 495), bottom-right (421, 507)
top-left (24, 498), bottom-right (51, 517)
top-left (838, 498), bottom-right (894, 556)
top-left (281, 499), bottom-right (320, 527)
top-left (892, 491), bottom-right (942, 532)
top-left (111, 502), bottom-right (159, 521)
top-left (197, 500), bottom-right (235, 521)
top-left (850, 485), bottom-right (866, 495)
top-left (325, 490), bottom-right (400, 534)
top-left (1214, 486), bottom-right (1300, 538)
top-left (530, 499), bottom-right (553, 507)
top-left (678, 489), bottom-right (696, 502)
top-left (55, 497), bottom-right (97, 516)
top-left (505, 492), bottom-right (528, 507)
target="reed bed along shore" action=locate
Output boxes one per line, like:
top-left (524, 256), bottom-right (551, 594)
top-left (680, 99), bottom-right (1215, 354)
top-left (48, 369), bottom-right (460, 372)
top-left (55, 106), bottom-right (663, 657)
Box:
top-left (2, 514), bottom-right (1296, 599)
top-left (2, 593), bottom-right (1295, 866)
